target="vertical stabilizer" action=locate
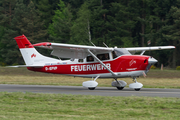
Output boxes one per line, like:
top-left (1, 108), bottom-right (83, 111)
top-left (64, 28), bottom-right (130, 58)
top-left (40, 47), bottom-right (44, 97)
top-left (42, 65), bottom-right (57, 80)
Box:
top-left (14, 35), bottom-right (34, 49)
top-left (14, 35), bottom-right (59, 66)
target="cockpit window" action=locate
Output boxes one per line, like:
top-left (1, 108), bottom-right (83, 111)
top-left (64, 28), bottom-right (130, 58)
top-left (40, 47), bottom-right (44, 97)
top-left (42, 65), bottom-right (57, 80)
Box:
top-left (113, 48), bottom-right (131, 58)
top-left (112, 51), bottom-right (117, 59)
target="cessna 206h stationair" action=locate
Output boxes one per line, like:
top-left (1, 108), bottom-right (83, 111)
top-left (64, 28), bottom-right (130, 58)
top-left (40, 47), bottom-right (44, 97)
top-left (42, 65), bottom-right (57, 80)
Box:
top-left (13, 35), bottom-right (175, 91)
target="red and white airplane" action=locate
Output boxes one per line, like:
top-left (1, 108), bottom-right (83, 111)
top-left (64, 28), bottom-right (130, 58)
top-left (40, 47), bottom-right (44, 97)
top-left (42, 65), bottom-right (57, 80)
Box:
top-left (13, 35), bottom-right (175, 91)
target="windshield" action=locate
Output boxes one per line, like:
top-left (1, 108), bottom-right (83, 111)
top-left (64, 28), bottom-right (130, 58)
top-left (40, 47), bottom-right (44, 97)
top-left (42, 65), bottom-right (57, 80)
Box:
top-left (113, 48), bottom-right (131, 58)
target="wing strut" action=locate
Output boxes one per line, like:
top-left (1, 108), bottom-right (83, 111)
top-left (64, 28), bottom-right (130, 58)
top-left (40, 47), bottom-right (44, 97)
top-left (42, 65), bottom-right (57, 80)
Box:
top-left (87, 49), bottom-right (117, 77)
top-left (140, 50), bottom-right (146, 55)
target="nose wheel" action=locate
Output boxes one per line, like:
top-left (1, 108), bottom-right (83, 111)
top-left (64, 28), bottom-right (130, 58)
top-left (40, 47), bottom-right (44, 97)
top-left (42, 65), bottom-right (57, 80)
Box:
top-left (88, 87), bottom-right (96, 90)
top-left (134, 88), bottom-right (141, 91)
top-left (129, 77), bottom-right (143, 91)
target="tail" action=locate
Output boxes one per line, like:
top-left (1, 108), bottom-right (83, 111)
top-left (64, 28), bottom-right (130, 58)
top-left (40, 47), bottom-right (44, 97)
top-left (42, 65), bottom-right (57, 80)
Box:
top-left (14, 35), bottom-right (59, 66)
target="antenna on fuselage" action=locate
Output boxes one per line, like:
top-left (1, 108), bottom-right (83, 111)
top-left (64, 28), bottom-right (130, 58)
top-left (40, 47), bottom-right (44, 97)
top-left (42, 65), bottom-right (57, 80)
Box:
top-left (89, 40), bottom-right (96, 47)
top-left (88, 29), bottom-right (95, 47)
top-left (103, 42), bottom-right (109, 48)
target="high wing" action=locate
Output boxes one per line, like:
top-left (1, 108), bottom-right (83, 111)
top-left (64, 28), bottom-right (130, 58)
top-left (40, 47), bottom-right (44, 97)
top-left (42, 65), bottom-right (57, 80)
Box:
top-left (33, 42), bottom-right (175, 58)
top-left (32, 42), bottom-right (175, 77)
top-left (33, 42), bottom-right (114, 59)
top-left (126, 46), bottom-right (175, 53)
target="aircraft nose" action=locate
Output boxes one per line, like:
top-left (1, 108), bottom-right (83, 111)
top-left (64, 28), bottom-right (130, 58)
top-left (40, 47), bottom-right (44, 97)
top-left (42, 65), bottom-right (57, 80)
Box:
top-left (148, 57), bottom-right (158, 64)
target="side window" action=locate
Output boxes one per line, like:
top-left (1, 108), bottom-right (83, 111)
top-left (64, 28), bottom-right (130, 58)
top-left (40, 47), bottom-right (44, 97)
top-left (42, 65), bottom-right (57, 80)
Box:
top-left (112, 51), bottom-right (117, 59)
top-left (97, 53), bottom-right (109, 60)
top-left (97, 54), bottom-right (103, 60)
top-left (78, 59), bottom-right (83, 62)
top-left (87, 56), bottom-right (94, 62)
top-left (103, 53), bottom-right (109, 60)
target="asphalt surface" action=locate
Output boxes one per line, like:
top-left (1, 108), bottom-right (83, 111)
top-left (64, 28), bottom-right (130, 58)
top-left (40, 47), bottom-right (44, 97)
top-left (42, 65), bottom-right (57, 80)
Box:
top-left (0, 84), bottom-right (180, 98)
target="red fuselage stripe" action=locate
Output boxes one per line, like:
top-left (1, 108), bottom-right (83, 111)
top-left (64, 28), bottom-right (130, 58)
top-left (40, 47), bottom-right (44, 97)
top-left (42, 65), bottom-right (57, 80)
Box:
top-left (27, 55), bottom-right (150, 75)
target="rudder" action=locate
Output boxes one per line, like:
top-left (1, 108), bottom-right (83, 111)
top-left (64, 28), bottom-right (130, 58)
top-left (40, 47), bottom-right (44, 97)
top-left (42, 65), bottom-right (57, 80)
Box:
top-left (14, 35), bottom-right (59, 66)
top-left (14, 35), bottom-right (34, 49)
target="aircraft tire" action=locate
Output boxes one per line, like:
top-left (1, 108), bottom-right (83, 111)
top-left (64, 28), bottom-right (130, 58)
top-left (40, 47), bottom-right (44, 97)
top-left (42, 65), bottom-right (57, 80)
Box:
top-left (117, 87), bottom-right (124, 90)
top-left (134, 88), bottom-right (141, 91)
top-left (88, 87), bottom-right (96, 90)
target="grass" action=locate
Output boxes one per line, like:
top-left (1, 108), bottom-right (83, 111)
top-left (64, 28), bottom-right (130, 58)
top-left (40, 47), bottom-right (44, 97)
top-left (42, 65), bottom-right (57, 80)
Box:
top-left (1, 67), bottom-right (180, 119)
top-left (0, 92), bottom-right (180, 120)
top-left (0, 67), bottom-right (180, 89)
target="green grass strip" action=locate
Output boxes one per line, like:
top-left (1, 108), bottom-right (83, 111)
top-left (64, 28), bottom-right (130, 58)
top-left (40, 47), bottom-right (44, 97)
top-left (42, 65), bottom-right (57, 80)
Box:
top-left (0, 92), bottom-right (180, 120)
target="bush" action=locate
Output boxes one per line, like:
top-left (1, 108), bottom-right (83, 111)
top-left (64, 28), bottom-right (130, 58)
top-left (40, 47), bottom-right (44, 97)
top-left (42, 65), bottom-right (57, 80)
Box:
top-left (176, 66), bottom-right (180, 70)
top-left (0, 62), bottom-right (6, 66)
top-left (151, 65), bottom-right (156, 69)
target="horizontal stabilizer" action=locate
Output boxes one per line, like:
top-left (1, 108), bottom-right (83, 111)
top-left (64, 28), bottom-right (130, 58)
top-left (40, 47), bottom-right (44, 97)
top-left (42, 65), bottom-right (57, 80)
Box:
top-left (33, 42), bottom-right (52, 49)
top-left (8, 65), bottom-right (44, 68)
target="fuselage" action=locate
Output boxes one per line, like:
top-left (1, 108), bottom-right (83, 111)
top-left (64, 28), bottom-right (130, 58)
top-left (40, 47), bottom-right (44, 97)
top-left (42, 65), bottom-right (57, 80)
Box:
top-left (27, 55), bottom-right (154, 78)
top-left (12, 35), bottom-right (174, 91)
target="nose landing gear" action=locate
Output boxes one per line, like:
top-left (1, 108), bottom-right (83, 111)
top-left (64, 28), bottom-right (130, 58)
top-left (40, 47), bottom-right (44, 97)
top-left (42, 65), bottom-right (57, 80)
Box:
top-left (129, 77), bottom-right (143, 91)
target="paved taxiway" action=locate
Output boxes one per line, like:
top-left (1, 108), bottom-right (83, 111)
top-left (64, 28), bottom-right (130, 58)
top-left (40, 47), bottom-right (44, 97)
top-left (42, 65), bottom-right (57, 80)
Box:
top-left (0, 84), bottom-right (180, 98)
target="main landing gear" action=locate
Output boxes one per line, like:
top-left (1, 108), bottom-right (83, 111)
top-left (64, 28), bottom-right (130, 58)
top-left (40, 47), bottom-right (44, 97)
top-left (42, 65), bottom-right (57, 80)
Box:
top-left (82, 76), bottom-right (143, 91)
top-left (88, 87), bottom-right (96, 90)
top-left (111, 78), bottom-right (127, 90)
top-left (129, 77), bottom-right (143, 91)
top-left (112, 77), bottom-right (143, 91)
top-left (82, 76), bottom-right (99, 90)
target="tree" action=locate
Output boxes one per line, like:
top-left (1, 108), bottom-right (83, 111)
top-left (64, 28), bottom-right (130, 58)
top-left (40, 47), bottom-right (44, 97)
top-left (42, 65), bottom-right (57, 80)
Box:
top-left (70, 1), bottom-right (92, 45)
top-left (106, 2), bottom-right (136, 47)
top-left (0, 0), bottom-right (19, 65)
top-left (162, 6), bottom-right (180, 67)
top-left (87, 0), bottom-right (109, 46)
top-left (0, 0), bottom-right (49, 65)
top-left (143, 0), bottom-right (180, 67)
top-left (48, 0), bottom-right (72, 43)
top-left (13, 0), bottom-right (47, 42)
top-left (35, 0), bottom-right (53, 28)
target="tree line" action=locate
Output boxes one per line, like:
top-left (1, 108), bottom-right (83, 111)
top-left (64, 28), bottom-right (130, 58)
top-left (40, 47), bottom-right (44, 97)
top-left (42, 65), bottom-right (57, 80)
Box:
top-left (0, 0), bottom-right (179, 68)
